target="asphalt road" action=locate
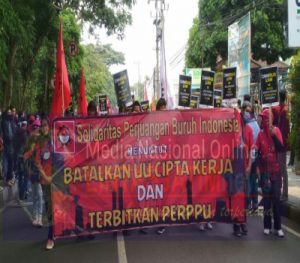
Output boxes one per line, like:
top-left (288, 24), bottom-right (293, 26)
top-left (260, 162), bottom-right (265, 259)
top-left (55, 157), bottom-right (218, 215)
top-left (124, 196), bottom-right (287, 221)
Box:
top-left (1, 203), bottom-right (300, 263)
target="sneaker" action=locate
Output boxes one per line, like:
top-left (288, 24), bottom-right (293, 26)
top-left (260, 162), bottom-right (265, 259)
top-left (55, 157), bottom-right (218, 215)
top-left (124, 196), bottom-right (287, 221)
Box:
top-left (32, 219), bottom-right (38, 226)
top-left (206, 222), bottom-right (213, 230)
top-left (233, 224), bottom-right (241, 237)
top-left (156, 227), bottom-right (166, 235)
top-left (241, 224), bottom-right (248, 235)
top-left (45, 239), bottom-right (54, 250)
top-left (264, 229), bottom-right (270, 235)
top-left (276, 229), bottom-right (284, 238)
top-left (199, 223), bottom-right (205, 231)
top-left (36, 219), bottom-right (43, 228)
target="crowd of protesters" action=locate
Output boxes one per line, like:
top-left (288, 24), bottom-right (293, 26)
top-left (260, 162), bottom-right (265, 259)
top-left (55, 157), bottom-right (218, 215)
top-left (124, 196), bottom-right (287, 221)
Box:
top-left (0, 89), bottom-right (291, 249)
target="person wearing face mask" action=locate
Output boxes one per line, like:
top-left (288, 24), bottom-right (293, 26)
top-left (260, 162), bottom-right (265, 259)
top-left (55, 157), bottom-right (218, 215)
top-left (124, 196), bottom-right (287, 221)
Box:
top-left (1, 108), bottom-right (17, 186)
top-left (242, 102), bottom-right (260, 213)
top-left (232, 102), bottom-right (254, 237)
top-left (256, 109), bottom-right (285, 237)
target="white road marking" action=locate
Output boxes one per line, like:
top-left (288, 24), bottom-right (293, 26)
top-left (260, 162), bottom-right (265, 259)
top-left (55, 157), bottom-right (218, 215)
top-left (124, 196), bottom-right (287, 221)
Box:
top-left (282, 224), bottom-right (300, 239)
top-left (117, 232), bottom-right (128, 263)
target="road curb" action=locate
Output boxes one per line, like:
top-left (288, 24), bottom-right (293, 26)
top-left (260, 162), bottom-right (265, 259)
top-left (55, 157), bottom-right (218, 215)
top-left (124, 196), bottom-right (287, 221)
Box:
top-left (0, 183), bottom-right (18, 211)
top-left (282, 201), bottom-right (300, 223)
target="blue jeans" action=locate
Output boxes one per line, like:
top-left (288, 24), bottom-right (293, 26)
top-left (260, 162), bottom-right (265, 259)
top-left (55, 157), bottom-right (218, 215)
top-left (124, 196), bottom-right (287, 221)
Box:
top-left (32, 183), bottom-right (43, 221)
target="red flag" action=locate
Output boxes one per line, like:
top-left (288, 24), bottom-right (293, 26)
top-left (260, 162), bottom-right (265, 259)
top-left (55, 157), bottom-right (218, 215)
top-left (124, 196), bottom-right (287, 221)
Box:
top-left (50, 18), bottom-right (71, 118)
top-left (77, 69), bottom-right (88, 116)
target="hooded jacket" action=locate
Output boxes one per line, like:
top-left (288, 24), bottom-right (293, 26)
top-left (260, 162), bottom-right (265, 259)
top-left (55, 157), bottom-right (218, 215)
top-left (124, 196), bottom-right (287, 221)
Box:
top-left (255, 109), bottom-right (283, 179)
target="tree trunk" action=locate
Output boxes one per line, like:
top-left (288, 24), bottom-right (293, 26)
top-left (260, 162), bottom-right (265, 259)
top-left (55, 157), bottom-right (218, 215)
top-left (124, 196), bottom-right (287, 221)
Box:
top-left (3, 42), bottom-right (17, 109)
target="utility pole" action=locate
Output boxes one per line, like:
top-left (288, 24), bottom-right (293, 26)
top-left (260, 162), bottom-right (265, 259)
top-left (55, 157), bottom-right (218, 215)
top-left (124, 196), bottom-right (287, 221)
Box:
top-left (149, 0), bottom-right (168, 100)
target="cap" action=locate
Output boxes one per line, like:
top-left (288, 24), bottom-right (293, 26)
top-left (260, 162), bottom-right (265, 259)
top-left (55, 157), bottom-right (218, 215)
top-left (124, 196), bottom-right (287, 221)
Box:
top-left (259, 108), bottom-right (271, 118)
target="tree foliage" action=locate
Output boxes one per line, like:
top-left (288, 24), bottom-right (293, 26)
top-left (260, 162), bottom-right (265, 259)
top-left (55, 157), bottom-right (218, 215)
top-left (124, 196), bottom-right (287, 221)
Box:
top-left (0, 0), bottom-right (134, 111)
top-left (185, 0), bottom-right (293, 69)
top-left (290, 52), bottom-right (300, 160)
top-left (82, 44), bottom-right (125, 107)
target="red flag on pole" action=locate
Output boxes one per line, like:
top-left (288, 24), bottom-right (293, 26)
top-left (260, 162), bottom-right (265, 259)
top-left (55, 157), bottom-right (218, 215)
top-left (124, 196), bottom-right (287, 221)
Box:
top-left (50, 18), bottom-right (71, 118)
top-left (77, 69), bottom-right (88, 116)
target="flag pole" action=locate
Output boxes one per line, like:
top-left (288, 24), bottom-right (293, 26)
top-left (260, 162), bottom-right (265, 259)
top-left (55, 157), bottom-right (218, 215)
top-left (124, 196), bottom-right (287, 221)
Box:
top-left (60, 17), bottom-right (65, 116)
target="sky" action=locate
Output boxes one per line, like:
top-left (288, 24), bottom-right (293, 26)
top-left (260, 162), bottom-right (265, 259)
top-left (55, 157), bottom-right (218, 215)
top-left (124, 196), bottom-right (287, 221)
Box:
top-left (82, 0), bottom-right (199, 86)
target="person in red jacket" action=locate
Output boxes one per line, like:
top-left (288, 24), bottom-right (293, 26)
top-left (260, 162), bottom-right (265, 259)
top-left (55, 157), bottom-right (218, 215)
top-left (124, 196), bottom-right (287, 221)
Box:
top-left (272, 89), bottom-right (290, 200)
top-left (256, 109), bottom-right (285, 237)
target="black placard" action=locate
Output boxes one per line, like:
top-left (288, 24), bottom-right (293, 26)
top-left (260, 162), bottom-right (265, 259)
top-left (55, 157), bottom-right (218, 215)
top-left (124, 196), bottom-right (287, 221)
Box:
top-left (190, 96), bottom-right (199, 109)
top-left (141, 100), bottom-right (150, 112)
top-left (223, 67), bottom-right (237, 100)
top-left (178, 75), bottom-right (192, 107)
top-left (99, 95), bottom-right (108, 114)
top-left (260, 67), bottom-right (279, 107)
top-left (113, 70), bottom-right (132, 107)
top-left (214, 90), bottom-right (222, 108)
top-left (199, 70), bottom-right (215, 107)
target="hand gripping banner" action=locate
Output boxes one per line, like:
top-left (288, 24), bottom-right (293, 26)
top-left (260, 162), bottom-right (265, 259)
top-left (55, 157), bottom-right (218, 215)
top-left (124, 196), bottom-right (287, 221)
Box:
top-left (51, 109), bottom-right (245, 238)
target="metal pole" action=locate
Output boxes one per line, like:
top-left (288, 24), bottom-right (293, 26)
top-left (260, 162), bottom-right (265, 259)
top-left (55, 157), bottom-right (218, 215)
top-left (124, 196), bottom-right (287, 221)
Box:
top-left (155, 0), bottom-right (160, 100)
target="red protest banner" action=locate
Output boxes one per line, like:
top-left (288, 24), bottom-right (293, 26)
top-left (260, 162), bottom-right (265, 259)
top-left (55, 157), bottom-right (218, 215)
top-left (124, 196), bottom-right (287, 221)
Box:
top-left (51, 109), bottom-right (245, 238)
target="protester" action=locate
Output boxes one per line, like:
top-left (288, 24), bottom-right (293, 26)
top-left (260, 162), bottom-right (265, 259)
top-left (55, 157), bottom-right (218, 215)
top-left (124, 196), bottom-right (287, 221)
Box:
top-left (87, 101), bottom-right (98, 116)
top-left (233, 102), bottom-right (254, 237)
top-left (242, 102), bottom-right (260, 212)
top-left (119, 103), bottom-right (127, 114)
top-left (132, 101), bottom-right (142, 113)
top-left (243, 94), bottom-right (251, 103)
top-left (156, 98), bottom-right (167, 111)
top-left (24, 119), bottom-right (43, 227)
top-left (272, 89), bottom-right (290, 201)
top-left (1, 108), bottom-right (17, 186)
top-left (15, 120), bottom-right (29, 201)
top-left (27, 114), bottom-right (36, 134)
top-left (256, 109), bottom-right (285, 237)
top-left (254, 99), bottom-right (262, 119)
top-left (35, 117), bottom-right (54, 249)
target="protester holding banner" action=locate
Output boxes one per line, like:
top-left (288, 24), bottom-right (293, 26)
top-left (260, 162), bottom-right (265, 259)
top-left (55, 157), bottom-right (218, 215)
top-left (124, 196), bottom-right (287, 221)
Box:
top-left (241, 102), bottom-right (260, 212)
top-left (156, 98), bottom-right (167, 111)
top-left (233, 103), bottom-right (254, 237)
top-left (256, 109), bottom-right (285, 237)
top-left (132, 101), bottom-right (142, 113)
top-left (87, 101), bottom-right (98, 116)
top-left (272, 89), bottom-right (290, 201)
top-left (35, 117), bottom-right (55, 249)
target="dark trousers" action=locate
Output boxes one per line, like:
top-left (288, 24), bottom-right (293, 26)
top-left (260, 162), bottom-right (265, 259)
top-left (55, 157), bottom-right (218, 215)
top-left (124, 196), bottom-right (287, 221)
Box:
top-left (3, 148), bottom-right (14, 182)
top-left (262, 177), bottom-right (282, 230)
top-left (247, 162), bottom-right (258, 209)
top-left (17, 157), bottom-right (28, 200)
top-left (42, 185), bottom-right (53, 240)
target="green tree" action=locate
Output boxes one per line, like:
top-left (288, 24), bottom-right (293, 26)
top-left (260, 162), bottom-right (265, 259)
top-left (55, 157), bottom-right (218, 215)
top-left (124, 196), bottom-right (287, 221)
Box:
top-left (0, 0), bottom-right (134, 110)
top-left (185, 0), bottom-right (293, 69)
top-left (290, 51), bottom-right (300, 161)
top-left (82, 44), bottom-right (125, 107)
